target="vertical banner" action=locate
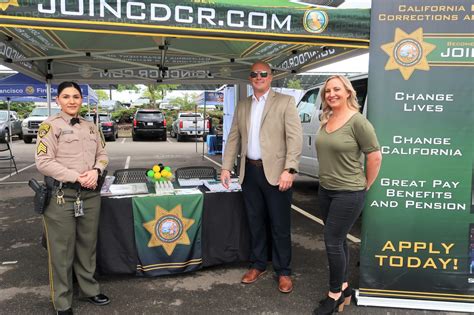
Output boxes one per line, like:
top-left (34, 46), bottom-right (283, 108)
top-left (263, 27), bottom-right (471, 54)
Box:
top-left (359, 0), bottom-right (474, 312)
top-left (133, 194), bottom-right (203, 276)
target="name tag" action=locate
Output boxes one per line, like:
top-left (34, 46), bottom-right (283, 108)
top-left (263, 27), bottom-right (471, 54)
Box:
top-left (61, 130), bottom-right (74, 135)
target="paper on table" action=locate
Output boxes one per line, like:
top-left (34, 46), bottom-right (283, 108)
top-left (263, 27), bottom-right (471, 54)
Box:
top-left (203, 179), bottom-right (241, 192)
top-left (177, 178), bottom-right (204, 187)
top-left (108, 183), bottom-right (149, 196)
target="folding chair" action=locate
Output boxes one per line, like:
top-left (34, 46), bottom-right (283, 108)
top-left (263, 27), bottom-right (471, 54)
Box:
top-left (0, 140), bottom-right (18, 175)
top-left (175, 166), bottom-right (217, 180)
top-left (113, 168), bottom-right (148, 184)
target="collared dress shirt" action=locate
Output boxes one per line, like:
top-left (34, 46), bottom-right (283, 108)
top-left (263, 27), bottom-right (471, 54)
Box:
top-left (246, 89), bottom-right (270, 160)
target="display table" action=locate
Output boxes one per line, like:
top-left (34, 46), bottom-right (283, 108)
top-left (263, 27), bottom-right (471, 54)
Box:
top-left (96, 191), bottom-right (250, 275)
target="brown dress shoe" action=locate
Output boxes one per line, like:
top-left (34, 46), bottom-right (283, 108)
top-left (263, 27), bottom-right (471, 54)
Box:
top-left (241, 268), bottom-right (267, 284)
top-left (278, 276), bottom-right (293, 293)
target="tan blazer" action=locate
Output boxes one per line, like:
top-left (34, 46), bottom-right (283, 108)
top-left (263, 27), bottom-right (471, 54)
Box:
top-left (222, 90), bottom-right (303, 186)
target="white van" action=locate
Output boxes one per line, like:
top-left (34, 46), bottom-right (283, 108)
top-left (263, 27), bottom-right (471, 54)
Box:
top-left (296, 74), bottom-right (368, 178)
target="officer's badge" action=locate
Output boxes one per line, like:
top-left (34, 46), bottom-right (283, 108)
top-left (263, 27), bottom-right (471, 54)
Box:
top-left (38, 123), bottom-right (51, 138)
top-left (36, 141), bottom-right (47, 155)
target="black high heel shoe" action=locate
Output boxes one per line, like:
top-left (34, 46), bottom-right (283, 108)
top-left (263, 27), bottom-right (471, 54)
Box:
top-left (342, 286), bottom-right (353, 306)
top-left (313, 294), bottom-right (345, 315)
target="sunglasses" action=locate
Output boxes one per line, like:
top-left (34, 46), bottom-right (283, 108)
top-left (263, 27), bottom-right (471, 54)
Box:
top-left (250, 71), bottom-right (269, 78)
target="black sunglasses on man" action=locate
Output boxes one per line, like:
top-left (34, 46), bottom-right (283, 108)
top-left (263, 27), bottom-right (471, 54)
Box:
top-left (250, 71), bottom-right (269, 78)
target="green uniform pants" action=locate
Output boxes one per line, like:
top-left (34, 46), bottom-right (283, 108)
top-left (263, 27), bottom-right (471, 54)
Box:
top-left (43, 188), bottom-right (101, 311)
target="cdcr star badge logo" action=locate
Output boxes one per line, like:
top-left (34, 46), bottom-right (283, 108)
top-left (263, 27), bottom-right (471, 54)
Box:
top-left (381, 27), bottom-right (436, 80)
top-left (143, 204), bottom-right (195, 256)
top-left (0, 0), bottom-right (19, 11)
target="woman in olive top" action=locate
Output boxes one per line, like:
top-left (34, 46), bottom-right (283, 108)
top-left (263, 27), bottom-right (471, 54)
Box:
top-left (313, 75), bottom-right (382, 315)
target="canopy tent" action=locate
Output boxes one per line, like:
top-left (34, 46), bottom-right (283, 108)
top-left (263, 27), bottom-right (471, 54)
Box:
top-left (0, 73), bottom-right (98, 103)
top-left (0, 1), bottom-right (370, 87)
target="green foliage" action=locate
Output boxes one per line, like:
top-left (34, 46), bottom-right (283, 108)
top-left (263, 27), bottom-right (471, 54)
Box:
top-left (117, 84), bottom-right (140, 92)
top-left (0, 102), bottom-right (35, 118)
top-left (111, 108), bottom-right (136, 123)
top-left (142, 84), bottom-right (179, 108)
top-left (286, 79), bottom-right (302, 90)
top-left (95, 90), bottom-right (109, 101)
top-left (168, 93), bottom-right (198, 111)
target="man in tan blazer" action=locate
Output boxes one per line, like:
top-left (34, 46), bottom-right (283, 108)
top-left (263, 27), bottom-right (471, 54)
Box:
top-left (221, 61), bottom-right (302, 293)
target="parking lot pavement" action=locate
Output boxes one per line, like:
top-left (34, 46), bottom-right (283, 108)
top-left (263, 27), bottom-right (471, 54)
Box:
top-left (0, 139), bottom-right (467, 314)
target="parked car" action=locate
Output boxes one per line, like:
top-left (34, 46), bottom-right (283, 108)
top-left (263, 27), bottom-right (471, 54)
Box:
top-left (100, 100), bottom-right (123, 112)
top-left (0, 110), bottom-right (22, 142)
top-left (83, 113), bottom-right (118, 141)
top-left (296, 74), bottom-right (368, 178)
top-left (132, 109), bottom-right (167, 141)
top-left (21, 106), bottom-right (61, 143)
top-left (170, 112), bottom-right (209, 142)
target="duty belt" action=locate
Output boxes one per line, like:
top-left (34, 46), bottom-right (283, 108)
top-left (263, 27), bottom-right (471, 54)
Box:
top-left (246, 158), bottom-right (263, 167)
top-left (44, 176), bottom-right (94, 191)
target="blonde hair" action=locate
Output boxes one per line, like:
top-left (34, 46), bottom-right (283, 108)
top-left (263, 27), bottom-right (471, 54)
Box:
top-left (319, 75), bottom-right (360, 128)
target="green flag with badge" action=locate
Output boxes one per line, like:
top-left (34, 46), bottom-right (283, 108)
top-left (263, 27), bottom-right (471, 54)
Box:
top-left (133, 193), bottom-right (203, 276)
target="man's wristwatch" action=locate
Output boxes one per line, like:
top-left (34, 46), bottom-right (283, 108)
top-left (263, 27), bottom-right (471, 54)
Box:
top-left (287, 168), bottom-right (297, 174)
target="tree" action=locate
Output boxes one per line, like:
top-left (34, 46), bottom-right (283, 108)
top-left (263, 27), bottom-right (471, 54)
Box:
top-left (117, 84), bottom-right (140, 93)
top-left (286, 79), bottom-right (302, 90)
top-left (169, 93), bottom-right (198, 111)
top-left (142, 84), bottom-right (179, 108)
top-left (95, 90), bottom-right (109, 101)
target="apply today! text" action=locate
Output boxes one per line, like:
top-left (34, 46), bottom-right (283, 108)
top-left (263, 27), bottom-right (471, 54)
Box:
top-left (375, 241), bottom-right (458, 270)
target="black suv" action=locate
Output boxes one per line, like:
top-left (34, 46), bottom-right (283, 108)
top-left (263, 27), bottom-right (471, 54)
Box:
top-left (132, 109), bottom-right (167, 141)
top-left (84, 113), bottom-right (118, 141)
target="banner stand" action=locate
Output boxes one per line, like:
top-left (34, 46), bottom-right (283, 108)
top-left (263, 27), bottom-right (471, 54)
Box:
top-left (356, 291), bottom-right (474, 313)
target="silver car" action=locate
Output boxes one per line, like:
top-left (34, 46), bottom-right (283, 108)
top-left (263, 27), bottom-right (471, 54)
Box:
top-left (0, 110), bottom-right (22, 142)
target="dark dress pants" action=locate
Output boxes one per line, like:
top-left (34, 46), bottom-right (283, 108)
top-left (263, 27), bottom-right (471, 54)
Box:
top-left (241, 162), bottom-right (292, 276)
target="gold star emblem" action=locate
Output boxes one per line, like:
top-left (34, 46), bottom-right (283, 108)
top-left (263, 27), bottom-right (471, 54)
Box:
top-left (143, 204), bottom-right (195, 256)
top-left (0, 0), bottom-right (19, 11)
top-left (381, 27), bottom-right (436, 80)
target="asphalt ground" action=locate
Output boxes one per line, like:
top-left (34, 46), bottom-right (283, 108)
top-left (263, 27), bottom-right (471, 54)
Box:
top-left (0, 136), bottom-right (468, 315)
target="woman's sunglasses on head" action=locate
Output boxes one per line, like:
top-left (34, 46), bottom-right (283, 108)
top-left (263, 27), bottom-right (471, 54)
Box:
top-left (250, 71), bottom-right (269, 78)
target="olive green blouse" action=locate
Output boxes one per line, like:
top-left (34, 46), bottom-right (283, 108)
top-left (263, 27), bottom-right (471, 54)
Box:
top-left (315, 112), bottom-right (380, 191)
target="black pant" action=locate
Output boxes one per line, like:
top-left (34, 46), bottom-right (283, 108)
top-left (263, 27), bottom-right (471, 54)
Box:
top-left (241, 163), bottom-right (292, 276)
top-left (318, 186), bottom-right (366, 293)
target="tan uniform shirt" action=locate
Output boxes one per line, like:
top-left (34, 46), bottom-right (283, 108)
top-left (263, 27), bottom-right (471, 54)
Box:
top-left (35, 111), bottom-right (109, 183)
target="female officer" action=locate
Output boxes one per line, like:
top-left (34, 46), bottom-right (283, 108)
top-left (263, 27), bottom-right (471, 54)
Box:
top-left (35, 82), bottom-right (109, 315)
top-left (313, 75), bottom-right (382, 315)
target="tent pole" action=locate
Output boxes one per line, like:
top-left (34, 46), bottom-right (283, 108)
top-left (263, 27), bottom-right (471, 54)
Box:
top-left (202, 99), bottom-right (206, 159)
top-left (7, 98), bottom-right (11, 143)
top-left (46, 79), bottom-right (52, 116)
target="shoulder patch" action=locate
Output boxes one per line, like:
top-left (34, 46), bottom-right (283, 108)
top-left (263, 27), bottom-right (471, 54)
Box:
top-left (38, 123), bottom-right (51, 138)
top-left (37, 141), bottom-right (48, 155)
top-left (99, 160), bottom-right (108, 167)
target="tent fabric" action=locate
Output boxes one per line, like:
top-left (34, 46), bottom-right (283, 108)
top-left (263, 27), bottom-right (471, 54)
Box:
top-left (0, 73), bottom-right (99, 103)
top-left (0, 1), bottom-right (370, 87)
